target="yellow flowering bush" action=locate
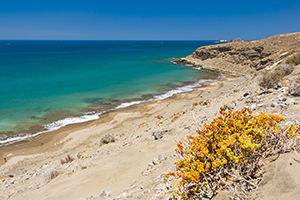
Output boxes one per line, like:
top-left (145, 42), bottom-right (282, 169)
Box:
top-left (166, 108), bottom-right (299, 199)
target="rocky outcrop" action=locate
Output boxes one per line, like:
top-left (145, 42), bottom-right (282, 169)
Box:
top-left (179, 32), bottom-right (300, 75)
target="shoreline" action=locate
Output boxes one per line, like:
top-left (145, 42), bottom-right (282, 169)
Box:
top-left (0, 72), bottom-right (233, 166)
top-left (0, 69), bottom-right (221, 148)
top-left (1, 65), bottom-right (299, 199)
top-left (0, 72), bottom-right (255, 200)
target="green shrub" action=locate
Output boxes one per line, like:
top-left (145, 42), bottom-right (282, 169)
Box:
top-left (286, 53), bottom-right (300, 65)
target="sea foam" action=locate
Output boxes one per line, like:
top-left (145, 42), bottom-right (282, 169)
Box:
top-left (0, 113), bottom-right (101, 146)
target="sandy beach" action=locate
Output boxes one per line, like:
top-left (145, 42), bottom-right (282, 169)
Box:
top-left (1, 32), bottom-right (300, 200)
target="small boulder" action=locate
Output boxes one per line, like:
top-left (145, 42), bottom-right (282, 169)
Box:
top-left (99, 134), bottom-right (115, 146)
top-left (152, 158), bottom-right (160, 165)
top-left (243, 92), bottom-right (250, 98)
top-left (250, 104), bottom-right (257, 110)
top-left (153, 132), bottom-right (163, 140)
top-left (158, 154), bottom-right (167, 162)
top-left (257, 103), bottom-right (264, 107)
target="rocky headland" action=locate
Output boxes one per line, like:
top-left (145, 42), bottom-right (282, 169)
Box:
top-left (0, 32), bottom-right (300, 200)
top-left (178, 32), bottom-right (300, 75)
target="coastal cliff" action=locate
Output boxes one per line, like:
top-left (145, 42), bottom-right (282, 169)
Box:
top-left (179, 32), bottom-right (300, 75)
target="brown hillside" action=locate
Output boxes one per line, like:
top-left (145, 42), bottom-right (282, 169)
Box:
top-left (179, 32), bottom-right (300, 75)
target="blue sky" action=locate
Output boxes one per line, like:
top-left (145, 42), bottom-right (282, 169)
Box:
top-left (1, 0), bottom-right (300, 40)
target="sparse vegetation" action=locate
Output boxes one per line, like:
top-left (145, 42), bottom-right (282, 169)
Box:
top-left (259, 63), bottom-right (295, 89)
top-left (275, 64), bottom-right (294, 76)
top-left (99, 133), bottom-right (116, 146)
top-left (259, 71), bottom-right (283, 89)
top-left (60, 155), bottom-right (74, 165)
top-left (286, 53), bottom-right (300, 65)
top-left (166, 108), bottom-right (299, 199)
top-left (44, 169), bottom-right (60, 183)
top-left (289, 77), bottom-right (300, 96)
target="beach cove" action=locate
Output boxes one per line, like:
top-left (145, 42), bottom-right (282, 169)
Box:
top-left (0, 40), bottom-right (219, 146)
top-left (1, 32), bottom-right (300, 200)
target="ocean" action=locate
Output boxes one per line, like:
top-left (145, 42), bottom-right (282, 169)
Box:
top-left (0, 40), bottom-right (220, 146)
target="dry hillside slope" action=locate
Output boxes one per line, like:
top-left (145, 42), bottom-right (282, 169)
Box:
top-left (179, 32), bottom-right (300, 75)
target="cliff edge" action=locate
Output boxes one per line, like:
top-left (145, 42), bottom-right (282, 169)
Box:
top-left (179, 32), bottom-right (300, 75)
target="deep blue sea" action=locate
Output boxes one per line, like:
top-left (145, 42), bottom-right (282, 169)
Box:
top-left (0, 40), bottom-right (220, 146)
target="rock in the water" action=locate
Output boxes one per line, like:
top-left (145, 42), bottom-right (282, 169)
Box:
top-left (152, 158), bottom-right (160, 165)
top-left (153, 131), bottom-right (163, 140)
top-left (99, 134), bottom-right (115, 146)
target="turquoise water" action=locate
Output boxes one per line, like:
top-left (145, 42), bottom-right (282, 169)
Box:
top-left (0, 40), bottom-right (219, 145)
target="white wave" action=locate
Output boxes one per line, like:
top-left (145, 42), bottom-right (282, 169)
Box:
top-left (153, 75), bottom-right (225, 100)
top-left (43, 114), bottom-right (100, 132)
top-left (185, 64), bottom-right (194, 67)
top-left (193, 66), bottom-right (202, 70)
top-left (113, 75), bottom-right (226, 110)
top-left (0, 75), bottom-right (226, 147)
top-left (115, 101), bottom-right (145, 109)
top-left (0, 113), bottom-right (101, 146)
top-left (0, 134), bottom-right (31, 146)
top-left (153, 86), bottom-right (193, 100)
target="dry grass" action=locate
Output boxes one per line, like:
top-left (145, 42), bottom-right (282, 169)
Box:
top-left (259, 71), bottom-right (283, 89)
top-left (60, 155), bottom-right (74, 165)
top-left (275, 64), bottom-right (294, 76)
top-left (289, 77), bottom-right (300, 96)
top-left (286, 53), bottom-right (300, 65)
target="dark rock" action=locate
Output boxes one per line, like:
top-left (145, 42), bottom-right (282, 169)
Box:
top-left (243, 92), bottom-right (250, 97)
top-left (8, 175), bottom-right (14, 178)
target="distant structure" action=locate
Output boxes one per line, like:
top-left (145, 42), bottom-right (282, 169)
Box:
top-left (216, 38), bottom-right (243, 43)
